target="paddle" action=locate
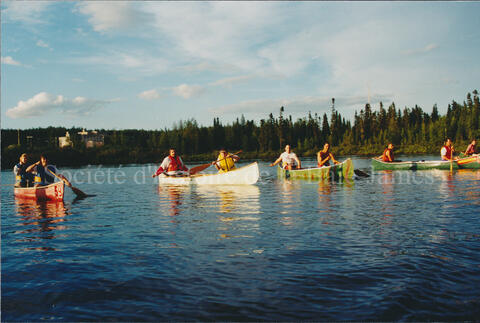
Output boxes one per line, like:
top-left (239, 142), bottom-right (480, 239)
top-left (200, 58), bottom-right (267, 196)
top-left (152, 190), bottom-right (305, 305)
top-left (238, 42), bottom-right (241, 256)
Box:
top-left (189, 150), bottom-right (242, 175)
top-left (450, 145), bottom-right (454, 174)
top-left (354, 169), bottom-right (370, 178)
top-left (48, 169), bottom-right (88, 198)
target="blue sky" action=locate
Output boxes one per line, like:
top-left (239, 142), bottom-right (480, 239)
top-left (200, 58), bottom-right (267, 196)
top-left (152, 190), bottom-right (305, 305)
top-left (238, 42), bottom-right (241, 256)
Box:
top-left (1, 1), bottom-right (479, 130)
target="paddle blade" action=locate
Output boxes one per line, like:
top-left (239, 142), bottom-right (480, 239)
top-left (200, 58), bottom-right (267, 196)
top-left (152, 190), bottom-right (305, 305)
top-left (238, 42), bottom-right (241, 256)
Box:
top-left (354, 169), bottom-right (370, 178)
top-left (189, 163), bottom-right (211, 175)
top-left (70, 185), bottom-right (87, 198)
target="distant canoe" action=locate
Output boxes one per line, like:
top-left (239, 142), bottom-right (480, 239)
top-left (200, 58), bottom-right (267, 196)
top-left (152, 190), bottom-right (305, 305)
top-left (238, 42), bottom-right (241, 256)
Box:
top-left (372, 158), bottom-right (459, 171)
top-left (158, 162), bottom-right (259, 185)
top-left (277, 158), bottom-right (354, 180)
top-left (457, 154), bottom-right (480, 169)
top-left (14, 181), bottom-right (65, 202)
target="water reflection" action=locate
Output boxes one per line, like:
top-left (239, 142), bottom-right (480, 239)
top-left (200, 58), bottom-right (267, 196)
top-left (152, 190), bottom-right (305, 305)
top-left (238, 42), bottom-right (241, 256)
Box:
top-left (195, 185), bottom-right (260, 215)
top-left (378, 172), bottom-right (395, 217)
top-left (13, 199), bottom-right (69, 250)
top-left (157, 185), bottom-right (190, 216)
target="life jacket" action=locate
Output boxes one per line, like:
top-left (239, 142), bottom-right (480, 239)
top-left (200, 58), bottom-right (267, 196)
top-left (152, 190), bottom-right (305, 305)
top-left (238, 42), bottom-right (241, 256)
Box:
top-left (167, 156), bottom-right (184, 172)
top-left (466, 144), bottom-right (476, 156)
top-left (318, 151), bottom-right (330, 167)
top-left (34, 165), bottom-right (56, 185)
top-left (14, 163), bottom-right (29, 186)
top-left (382, 148), bottom-right (394, 162)
top-left (217, 154), bottom-right (236, 173)
top-left (442, 145), bottom-right (452, 160)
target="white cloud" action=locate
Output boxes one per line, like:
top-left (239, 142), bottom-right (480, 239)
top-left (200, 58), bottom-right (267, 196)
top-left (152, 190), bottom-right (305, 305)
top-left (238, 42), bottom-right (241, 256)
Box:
top-left (138, 89), bottom-right (161, 100)
top-left (36, 40), bottom-right (49, 48)
top-left (70, 51), bottom-right (169, 78)
top-left (147, 2), bottom-right (283, 73)
top-left (209, 94), bottom-right (394, 116)
top-left (173, 84), bottom-right (205, 99)
top-left (1, 56), bottom-right (22, 66)
top-left (402, 43), bottom-right (439, 56)
top-left (75, 2), bottom-right (150, 32)
top-left (6, 92), bottom-right (114, 119)
top-left (1, 1), bottom-right (52, 24)
top-left (209, 75), bottom-right (255, 87)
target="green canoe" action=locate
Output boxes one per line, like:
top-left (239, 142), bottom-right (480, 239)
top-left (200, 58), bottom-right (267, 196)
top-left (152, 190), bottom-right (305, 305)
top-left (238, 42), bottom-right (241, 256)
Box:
top-left (372, 158), bottom-right (459, 170)
top-left (277, 158), bottom-right (354, 180)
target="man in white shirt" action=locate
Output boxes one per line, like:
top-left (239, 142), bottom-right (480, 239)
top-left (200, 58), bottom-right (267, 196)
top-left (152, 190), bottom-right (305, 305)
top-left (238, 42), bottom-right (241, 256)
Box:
top-left (269, 144), bottom-right (301, 170)
top-left (440, 138), bottom-right (457, 161)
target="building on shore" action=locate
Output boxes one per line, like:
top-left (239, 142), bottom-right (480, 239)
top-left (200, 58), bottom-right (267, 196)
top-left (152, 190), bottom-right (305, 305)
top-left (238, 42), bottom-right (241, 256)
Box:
top-left (58, 131), bottom-right (73, 148)
top-left (78, 129), bottom-right (104, 148)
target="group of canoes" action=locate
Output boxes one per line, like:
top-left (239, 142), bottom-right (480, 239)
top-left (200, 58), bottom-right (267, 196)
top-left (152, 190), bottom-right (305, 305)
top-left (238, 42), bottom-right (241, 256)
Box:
top-left (152, 143), bottom-right (353, 184)
top-left (11, 138), bottom-right (479, 201)
top-left (373, 138), bottom-right (479, 170)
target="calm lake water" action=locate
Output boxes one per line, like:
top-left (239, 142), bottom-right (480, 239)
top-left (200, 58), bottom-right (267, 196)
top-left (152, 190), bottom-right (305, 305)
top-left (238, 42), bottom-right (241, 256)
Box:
top-left (2, 156), bottom-right (480, 321)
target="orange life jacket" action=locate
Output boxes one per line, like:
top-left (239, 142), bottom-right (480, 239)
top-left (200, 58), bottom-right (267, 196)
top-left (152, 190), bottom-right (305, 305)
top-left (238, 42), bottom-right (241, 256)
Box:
top-left (466, 144), bottom-right (476, 156)
top-left (382, 148), bottom-right (394, 162)
top-left (167, 156), bottom-right (185, 172)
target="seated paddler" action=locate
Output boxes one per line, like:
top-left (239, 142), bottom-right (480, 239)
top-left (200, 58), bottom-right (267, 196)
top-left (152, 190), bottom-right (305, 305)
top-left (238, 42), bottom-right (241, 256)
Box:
top-left (441, 138), bottom-right (457, 161)
top-left (269, 144), bottom-right (301, 170)
top-left (152, 148), bottom-right (189, 177)
top-left (464, 139), bottom-right (477, 156)
top-left (26, 154), bottom-right (71, 187)
top-left (317, 142), bottom-right (339, 167)
top-left (13, 153), bottom-right (34, 187)
top-left (213, 149), bottom-right (239, 173)
top-left (378, 143), bottom-right (395, 162)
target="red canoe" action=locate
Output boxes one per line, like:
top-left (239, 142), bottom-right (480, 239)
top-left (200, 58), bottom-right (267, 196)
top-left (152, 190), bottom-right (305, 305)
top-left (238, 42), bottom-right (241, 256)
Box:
top-left (14, 181), bottom-right (65, 201)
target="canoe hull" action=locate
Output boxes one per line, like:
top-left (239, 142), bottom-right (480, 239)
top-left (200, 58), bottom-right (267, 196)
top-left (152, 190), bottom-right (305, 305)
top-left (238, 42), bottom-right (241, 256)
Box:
top-left (14, 182), bottom-right (65, 202)
top-left (372, 158), bottom-right (459, 171)
top-left (457, 155), bottom-right (480, 169)
top-left (277, 158), bottom-right (354, 180)
top-left (158, 162), bottom-right (260, 185)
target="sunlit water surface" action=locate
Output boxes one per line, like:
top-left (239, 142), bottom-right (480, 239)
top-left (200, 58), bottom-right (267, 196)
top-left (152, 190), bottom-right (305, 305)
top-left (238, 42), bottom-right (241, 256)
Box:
top-left (2, 156), bottom-right (480, 321)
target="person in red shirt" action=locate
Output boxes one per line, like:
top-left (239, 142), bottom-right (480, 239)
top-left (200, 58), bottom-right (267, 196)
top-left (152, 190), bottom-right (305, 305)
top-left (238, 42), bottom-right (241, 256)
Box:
top-left (380, 143), bottom-right (395, 162)
top-left (464, 139), bottom-right (477, 156)
top-left (152, 148), bottom-right (189, 177)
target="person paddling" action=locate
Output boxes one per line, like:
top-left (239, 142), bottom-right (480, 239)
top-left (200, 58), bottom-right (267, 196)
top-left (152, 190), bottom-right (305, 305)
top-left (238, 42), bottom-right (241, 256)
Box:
top-left (269, 144), bottom-right (301, 170)
top-left (213, 149), bottom-right (239, 173)
top-left (26, 154), bottom-right (71, 187)
top-left (441, 138), bottom-right (457, 161)
top-left (379, 143), bottom-right (395, 162)
top-left (13, 153), bottom-right (34, 187)
top-left (317, 142), bottom-right (340, 167)
top-left (152, 148), bottom-right (189, 177)
top-left (464, 139), bottom-right (477, 156)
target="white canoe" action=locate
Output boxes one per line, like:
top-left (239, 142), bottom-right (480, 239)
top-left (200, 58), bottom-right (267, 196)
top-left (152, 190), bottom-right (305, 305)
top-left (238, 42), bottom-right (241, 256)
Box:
top-left (158, 162), bottom-right (260, 185)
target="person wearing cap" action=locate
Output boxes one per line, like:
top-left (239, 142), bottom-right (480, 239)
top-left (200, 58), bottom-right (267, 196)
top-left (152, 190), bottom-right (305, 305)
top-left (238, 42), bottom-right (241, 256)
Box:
top-left (213, 149), bottom-right (240, 173)
top-left (13, 153), bottom-right (34, 187)
top-left (26, 154), bottom-right (71, 187)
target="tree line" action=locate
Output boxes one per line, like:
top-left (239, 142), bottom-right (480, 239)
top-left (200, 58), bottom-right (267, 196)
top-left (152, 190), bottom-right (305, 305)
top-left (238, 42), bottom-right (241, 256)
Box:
top-left (2, 90), bottom-right (478, 169)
